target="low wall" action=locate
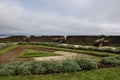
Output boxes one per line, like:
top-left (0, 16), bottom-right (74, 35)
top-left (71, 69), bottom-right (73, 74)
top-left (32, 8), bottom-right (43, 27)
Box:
top-left (0, 35), bottom-right (119, 46)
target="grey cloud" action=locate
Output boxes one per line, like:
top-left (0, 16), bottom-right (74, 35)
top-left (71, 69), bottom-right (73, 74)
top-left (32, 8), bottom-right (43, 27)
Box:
top-left (0, 0), bottom-right (120, 35)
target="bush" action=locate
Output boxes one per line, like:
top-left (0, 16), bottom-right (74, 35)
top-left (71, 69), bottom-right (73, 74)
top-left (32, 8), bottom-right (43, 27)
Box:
top-left (29, 61), bottom-right (47, 74)
top-left (39, 42), bottom-right (58, 47)
top-left (100, 57), bottom-right (120, 66)
top-left (18, 62), bottom-right (32, 75)
top-left (0, 43), bottom-right (12, 51)
top-left (0, 69), bottom-right (9, 76)
top-left (62, 60), bottom-right (81, 72)
top-left (115, 56), bottom-right (120, 60)
top-left (66, 45), bottom-right (75, 49)
top-left (0, 62), bottom-right (22, 76)
top-left (40, 61), bottom-right (63, 73)
top-left (115, 48), bottom-right (120, 54)
top-left (76, 57), bottom-right (98, 70)
top-left (0, 58), bottom-right (100, 76)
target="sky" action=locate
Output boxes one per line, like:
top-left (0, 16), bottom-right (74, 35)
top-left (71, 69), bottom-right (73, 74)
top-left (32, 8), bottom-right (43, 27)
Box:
top-left (0, 0), bottom-right (120, 36)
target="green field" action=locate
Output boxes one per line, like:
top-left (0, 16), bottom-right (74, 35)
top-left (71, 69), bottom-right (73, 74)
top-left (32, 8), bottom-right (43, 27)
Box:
top-left (18, 49), bottom-right (61, 58)
top-left (0, 67), bottom-right (120, 80)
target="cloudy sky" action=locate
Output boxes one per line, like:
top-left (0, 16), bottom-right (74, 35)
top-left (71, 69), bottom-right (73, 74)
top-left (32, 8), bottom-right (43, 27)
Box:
top-left (0, 0), bottom-right (120, 36)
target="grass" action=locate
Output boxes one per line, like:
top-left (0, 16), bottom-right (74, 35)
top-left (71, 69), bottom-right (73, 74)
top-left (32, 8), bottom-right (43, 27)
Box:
top-left (39, 46), bottom-right (118, 57)
top-left (0, 45), bottom-right (19, 55)
top-left (0, 66), bottom-right (120, 80)
top-left (18, 49), bottom-right (61, 58)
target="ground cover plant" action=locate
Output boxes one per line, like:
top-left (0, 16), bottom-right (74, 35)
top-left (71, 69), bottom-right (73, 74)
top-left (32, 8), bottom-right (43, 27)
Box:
top-left (18, 49), bottom-right (61, 58)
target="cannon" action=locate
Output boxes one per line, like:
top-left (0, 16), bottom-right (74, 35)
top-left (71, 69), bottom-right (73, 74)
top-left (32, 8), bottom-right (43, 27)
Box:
top-left (53, 38), bottom-right (65, 43)
top-left (93, 38), bottom-right (105, 47)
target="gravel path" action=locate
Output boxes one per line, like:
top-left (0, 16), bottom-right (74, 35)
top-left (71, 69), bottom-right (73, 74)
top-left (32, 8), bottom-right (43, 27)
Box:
top-left (33, 51), bottom-right (81, 61)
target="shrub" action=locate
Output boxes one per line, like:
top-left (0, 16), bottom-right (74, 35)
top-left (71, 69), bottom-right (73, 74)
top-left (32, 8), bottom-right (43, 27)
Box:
top-left (0, 43), bottom-right (12, 51)
top-left (75, 57), bottom-right (98, 70)
top-left (100, 57), bottom-right (120, 66)
top-left (39, 42), bottom-right (58, 47)
top-left (18, 62), bottom-right (32, 75)
top-left (115, 48), bottom-right (120, 54)
top-left (40, 61), bottom-right (63, 73)
top-left (0, 62), bottom-right (22, 76)
top-left (29, 61), bottom-right (46, 74)
top-left (115, 56), bottom-right (120, 60)
top-left (66, 45), bottom-right (75, 49)
top-left (0, 69), bottom-right (10, 76)
top-left (62, 60), bottom-right (81, 72)
top-left (17, 42), bottom-right (59, 47)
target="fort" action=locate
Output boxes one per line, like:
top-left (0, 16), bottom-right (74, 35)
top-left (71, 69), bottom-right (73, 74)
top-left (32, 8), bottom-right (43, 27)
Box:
top-left (0, 35), bottom-right (119, 46)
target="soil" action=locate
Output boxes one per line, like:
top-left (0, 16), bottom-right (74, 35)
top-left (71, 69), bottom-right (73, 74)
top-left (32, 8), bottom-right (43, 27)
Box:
top-left (0, 45), bottom-right (101, 64)
top-left (0, 45), bottom-right (56, 64)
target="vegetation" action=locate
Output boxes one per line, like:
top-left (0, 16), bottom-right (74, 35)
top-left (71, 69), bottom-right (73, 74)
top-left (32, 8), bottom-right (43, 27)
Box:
top-left (0, 43), bottom-right (11, 50)
top-left (0, 67), bottom-right (120, 80)
top-left (17, 42), bottom-right (120, 54)
top-left (75, 57), bottom-right (98, 70)
top-left (18, 42), bottom-right (58, 46)
top-left (77, 46), bottom-right (120, 54)
top-left (39, 46), bottom-right (117, 57)
top-left (100, 56), bottom-right (120, 66)
top-left (18, 49), bottom-right (60, 58)
top-left (0, 57), bottom-right (99, 76)
top-left (61, 60), bottom-right (81, 72)
top-left (0, 45), bottom-right (19, 55)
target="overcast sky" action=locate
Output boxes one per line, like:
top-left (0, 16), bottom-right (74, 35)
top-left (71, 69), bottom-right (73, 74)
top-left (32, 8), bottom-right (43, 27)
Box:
top-left (0, 0), bottom-right (120, 36)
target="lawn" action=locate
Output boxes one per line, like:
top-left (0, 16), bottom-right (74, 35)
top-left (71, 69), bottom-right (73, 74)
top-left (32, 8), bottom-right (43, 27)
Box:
top-left (18, 49), bottom-right (61, 58)
top-left (0, 67), bottom-right (120, 80)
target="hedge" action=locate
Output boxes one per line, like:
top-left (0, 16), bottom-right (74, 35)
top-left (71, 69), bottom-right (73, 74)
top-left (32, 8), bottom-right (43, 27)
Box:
top-left (100, 56), bottom-right (120, 66)
top-left (0, 58), bottom-right (98, 76)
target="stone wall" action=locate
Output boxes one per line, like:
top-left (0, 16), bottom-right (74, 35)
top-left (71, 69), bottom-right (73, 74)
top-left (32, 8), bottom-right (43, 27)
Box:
top-left (0, 35), bottom-right (119, 46)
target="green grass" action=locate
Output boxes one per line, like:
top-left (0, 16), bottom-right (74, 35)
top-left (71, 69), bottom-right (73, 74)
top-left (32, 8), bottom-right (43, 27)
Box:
top-left (18, 49), bottom-right (61, 58)
top-left (39, 46), bottom-right (118, 57)
top-left (0, 45), bottom-right (19, 55)
top-left (0, 66), bottom-right (120, 80)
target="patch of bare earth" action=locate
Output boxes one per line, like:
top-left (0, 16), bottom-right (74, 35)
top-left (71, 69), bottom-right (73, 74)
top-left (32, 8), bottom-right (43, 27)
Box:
top-left (0, 45), bottom-right (56, 64)
top-left (0, 45), bottom-right (100, 63)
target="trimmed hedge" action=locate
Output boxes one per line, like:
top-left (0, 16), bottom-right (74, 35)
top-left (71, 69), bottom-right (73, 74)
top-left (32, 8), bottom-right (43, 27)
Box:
top-left (0, 43), bottom-right (12, 51)
top-left (100, 56), bottom-right (120, 66)
top-left (0, 58), bottom-right (98, 76)
top-left (62, 60), bottom-right (81, 72)
top-left (17, 42), bottom-right (120, 54)
top-left (18, 42), bottom-right (58, 47)
top-left (75, 57), bottom-right (98, 70)
top-left (0, 62), bottom-right (23, 76)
